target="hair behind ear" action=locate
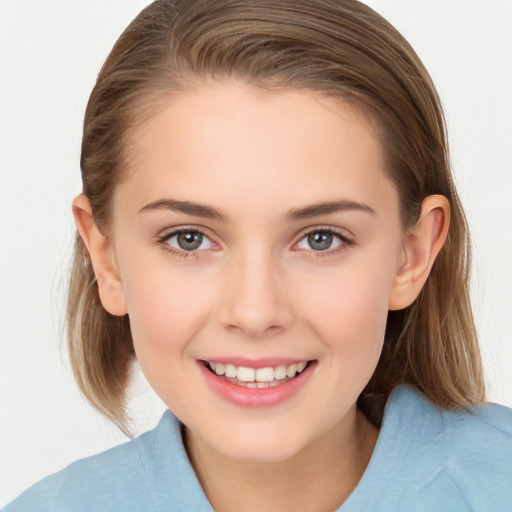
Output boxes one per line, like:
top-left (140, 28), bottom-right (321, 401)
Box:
top-left (359, 199), bottom-right (485, 426)
top-left (67, 233), bottom-right (135, 437)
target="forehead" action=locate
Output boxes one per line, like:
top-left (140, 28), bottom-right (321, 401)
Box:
top-left (117, 82), bottom-right (398, 220)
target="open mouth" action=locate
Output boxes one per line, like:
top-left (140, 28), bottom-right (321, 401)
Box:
top-left (202, 360), bottom-right (313, 388)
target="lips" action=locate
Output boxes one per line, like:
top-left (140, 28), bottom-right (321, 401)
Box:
top-left (199, 359), bottom-right (316, 407)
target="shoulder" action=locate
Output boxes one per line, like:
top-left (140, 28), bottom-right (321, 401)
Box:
top-left (3, 411), bottom-right (206, 512)
top-left (4, 431), bottom-right (151, 512)
top-left (437, 393), bottom-right (512, 506)
top-left (390, 383), bottom-right (512, 436)
top-left (391, 384), bottom-right (512, 458)
top-left (380, 385), bottom-right (512, 510)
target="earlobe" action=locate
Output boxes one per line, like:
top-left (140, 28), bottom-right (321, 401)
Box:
top-left (388, 195), bottom-right (450, 311)
top-left (72, 194), bottom-right (128, 316)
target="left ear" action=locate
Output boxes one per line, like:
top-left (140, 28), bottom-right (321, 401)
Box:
top-left (388, 194), bottom-right (450, 311)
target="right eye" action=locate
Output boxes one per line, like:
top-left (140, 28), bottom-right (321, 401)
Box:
top-left (162, 229), bottom-right (215, 253)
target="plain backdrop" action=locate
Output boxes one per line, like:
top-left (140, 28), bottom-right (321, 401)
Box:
top-left (1, 0), bottom-right (511, 506)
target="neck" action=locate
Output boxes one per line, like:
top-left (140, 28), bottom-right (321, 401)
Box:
top-left (185, 408), bottom-right (379, 512)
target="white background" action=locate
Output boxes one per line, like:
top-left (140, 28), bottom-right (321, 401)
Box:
top-left (1, 0), bottom-right (511, 506)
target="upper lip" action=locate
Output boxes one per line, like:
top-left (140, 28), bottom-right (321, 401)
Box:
top-left (200, 357), bottom-right (313, 369)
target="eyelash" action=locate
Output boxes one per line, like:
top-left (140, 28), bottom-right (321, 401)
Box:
top-left (296, 226), bottom-right (354, 258)
top-left (156, 226), bottom-right (213, 259)
top-left (156, 225), bottom-right (354, 259)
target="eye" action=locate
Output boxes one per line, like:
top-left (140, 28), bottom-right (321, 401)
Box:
top-left (296, 229), bottom-right (349, 252)
top-left (163, 229), bottom-right (215, 252)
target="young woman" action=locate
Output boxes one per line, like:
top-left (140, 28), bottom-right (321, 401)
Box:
top-left (5, 1), bottom-right (511, 510)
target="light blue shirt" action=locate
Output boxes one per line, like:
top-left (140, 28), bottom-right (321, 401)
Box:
top-left (4, 385), bottom-right (512, 511)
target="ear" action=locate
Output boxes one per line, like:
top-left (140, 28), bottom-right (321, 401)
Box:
top-left (72, 194), bottom-right (128, 316)
top-left (388, 195), bottom-right (450, 311)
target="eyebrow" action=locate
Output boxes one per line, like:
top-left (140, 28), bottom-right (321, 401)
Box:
top-left (285, 200), bottom-right (376, 220)
top-left (139, 199), bottom-right (228, 221)
top-left (138, 198), bottom-right (376, 221)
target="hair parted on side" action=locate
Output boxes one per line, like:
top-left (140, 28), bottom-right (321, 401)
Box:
top-left (68, 0), bottom-right (485, 435)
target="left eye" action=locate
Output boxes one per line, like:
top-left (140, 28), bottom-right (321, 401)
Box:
top-left (165, 230), bottom-right (214, 252)
top-left (297, 230), bottom-right (345, 251)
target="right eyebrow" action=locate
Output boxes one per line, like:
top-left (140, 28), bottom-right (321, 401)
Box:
top-left (138, 199), bottom-right (228, 221)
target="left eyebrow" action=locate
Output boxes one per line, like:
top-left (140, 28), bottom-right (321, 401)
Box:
top-left (285, 200), bottom-right (376, 220)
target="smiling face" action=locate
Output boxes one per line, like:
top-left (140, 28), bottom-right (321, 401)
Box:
top-left (100, 82), bottom-right (407, 462)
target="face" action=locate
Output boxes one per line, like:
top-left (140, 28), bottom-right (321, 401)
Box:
top-left (108, 82), bottom-right (405, 462)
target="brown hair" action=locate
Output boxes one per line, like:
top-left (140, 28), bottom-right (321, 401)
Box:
top-left (68, 0), bottom-right (485, 434)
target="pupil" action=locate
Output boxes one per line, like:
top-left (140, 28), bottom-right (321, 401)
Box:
top-left (177, 232), bottom-right (202, 251)
top-left (308, 232), bottom-right (332, 251)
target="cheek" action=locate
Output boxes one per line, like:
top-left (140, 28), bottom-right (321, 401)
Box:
top-left (120, 262), bottom-right (216, 378)
top-left (297, 255), bottom-right (395, 366)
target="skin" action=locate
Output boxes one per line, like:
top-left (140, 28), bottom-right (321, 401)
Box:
top-left (74, 82), bottom-right (449, 511)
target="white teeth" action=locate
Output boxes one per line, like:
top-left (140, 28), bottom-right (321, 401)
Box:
top-left (208, 361), bottom-right (309, 384)
top-left (286, 364), bottom-right (297, 378)
top-left (224, 364), bottom-right (237, 378)
top-left (237, 366), bottom-right (256, 382)
top-left (296, 361), bottom-right (307, 373)
top-left (255, 367), bottom-right (275, 382)
top-left (274, 365), bottom-right (287, 380)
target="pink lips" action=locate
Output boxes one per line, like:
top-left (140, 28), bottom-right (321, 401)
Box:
top-left (198, 359), bottom-right (316, 408)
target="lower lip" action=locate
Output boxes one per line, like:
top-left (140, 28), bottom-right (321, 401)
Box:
top-left (198, 361), bottom-right (316, 408)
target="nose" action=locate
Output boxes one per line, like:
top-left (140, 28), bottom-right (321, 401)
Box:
top-left (218, 249), bottom-right (294, 339)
